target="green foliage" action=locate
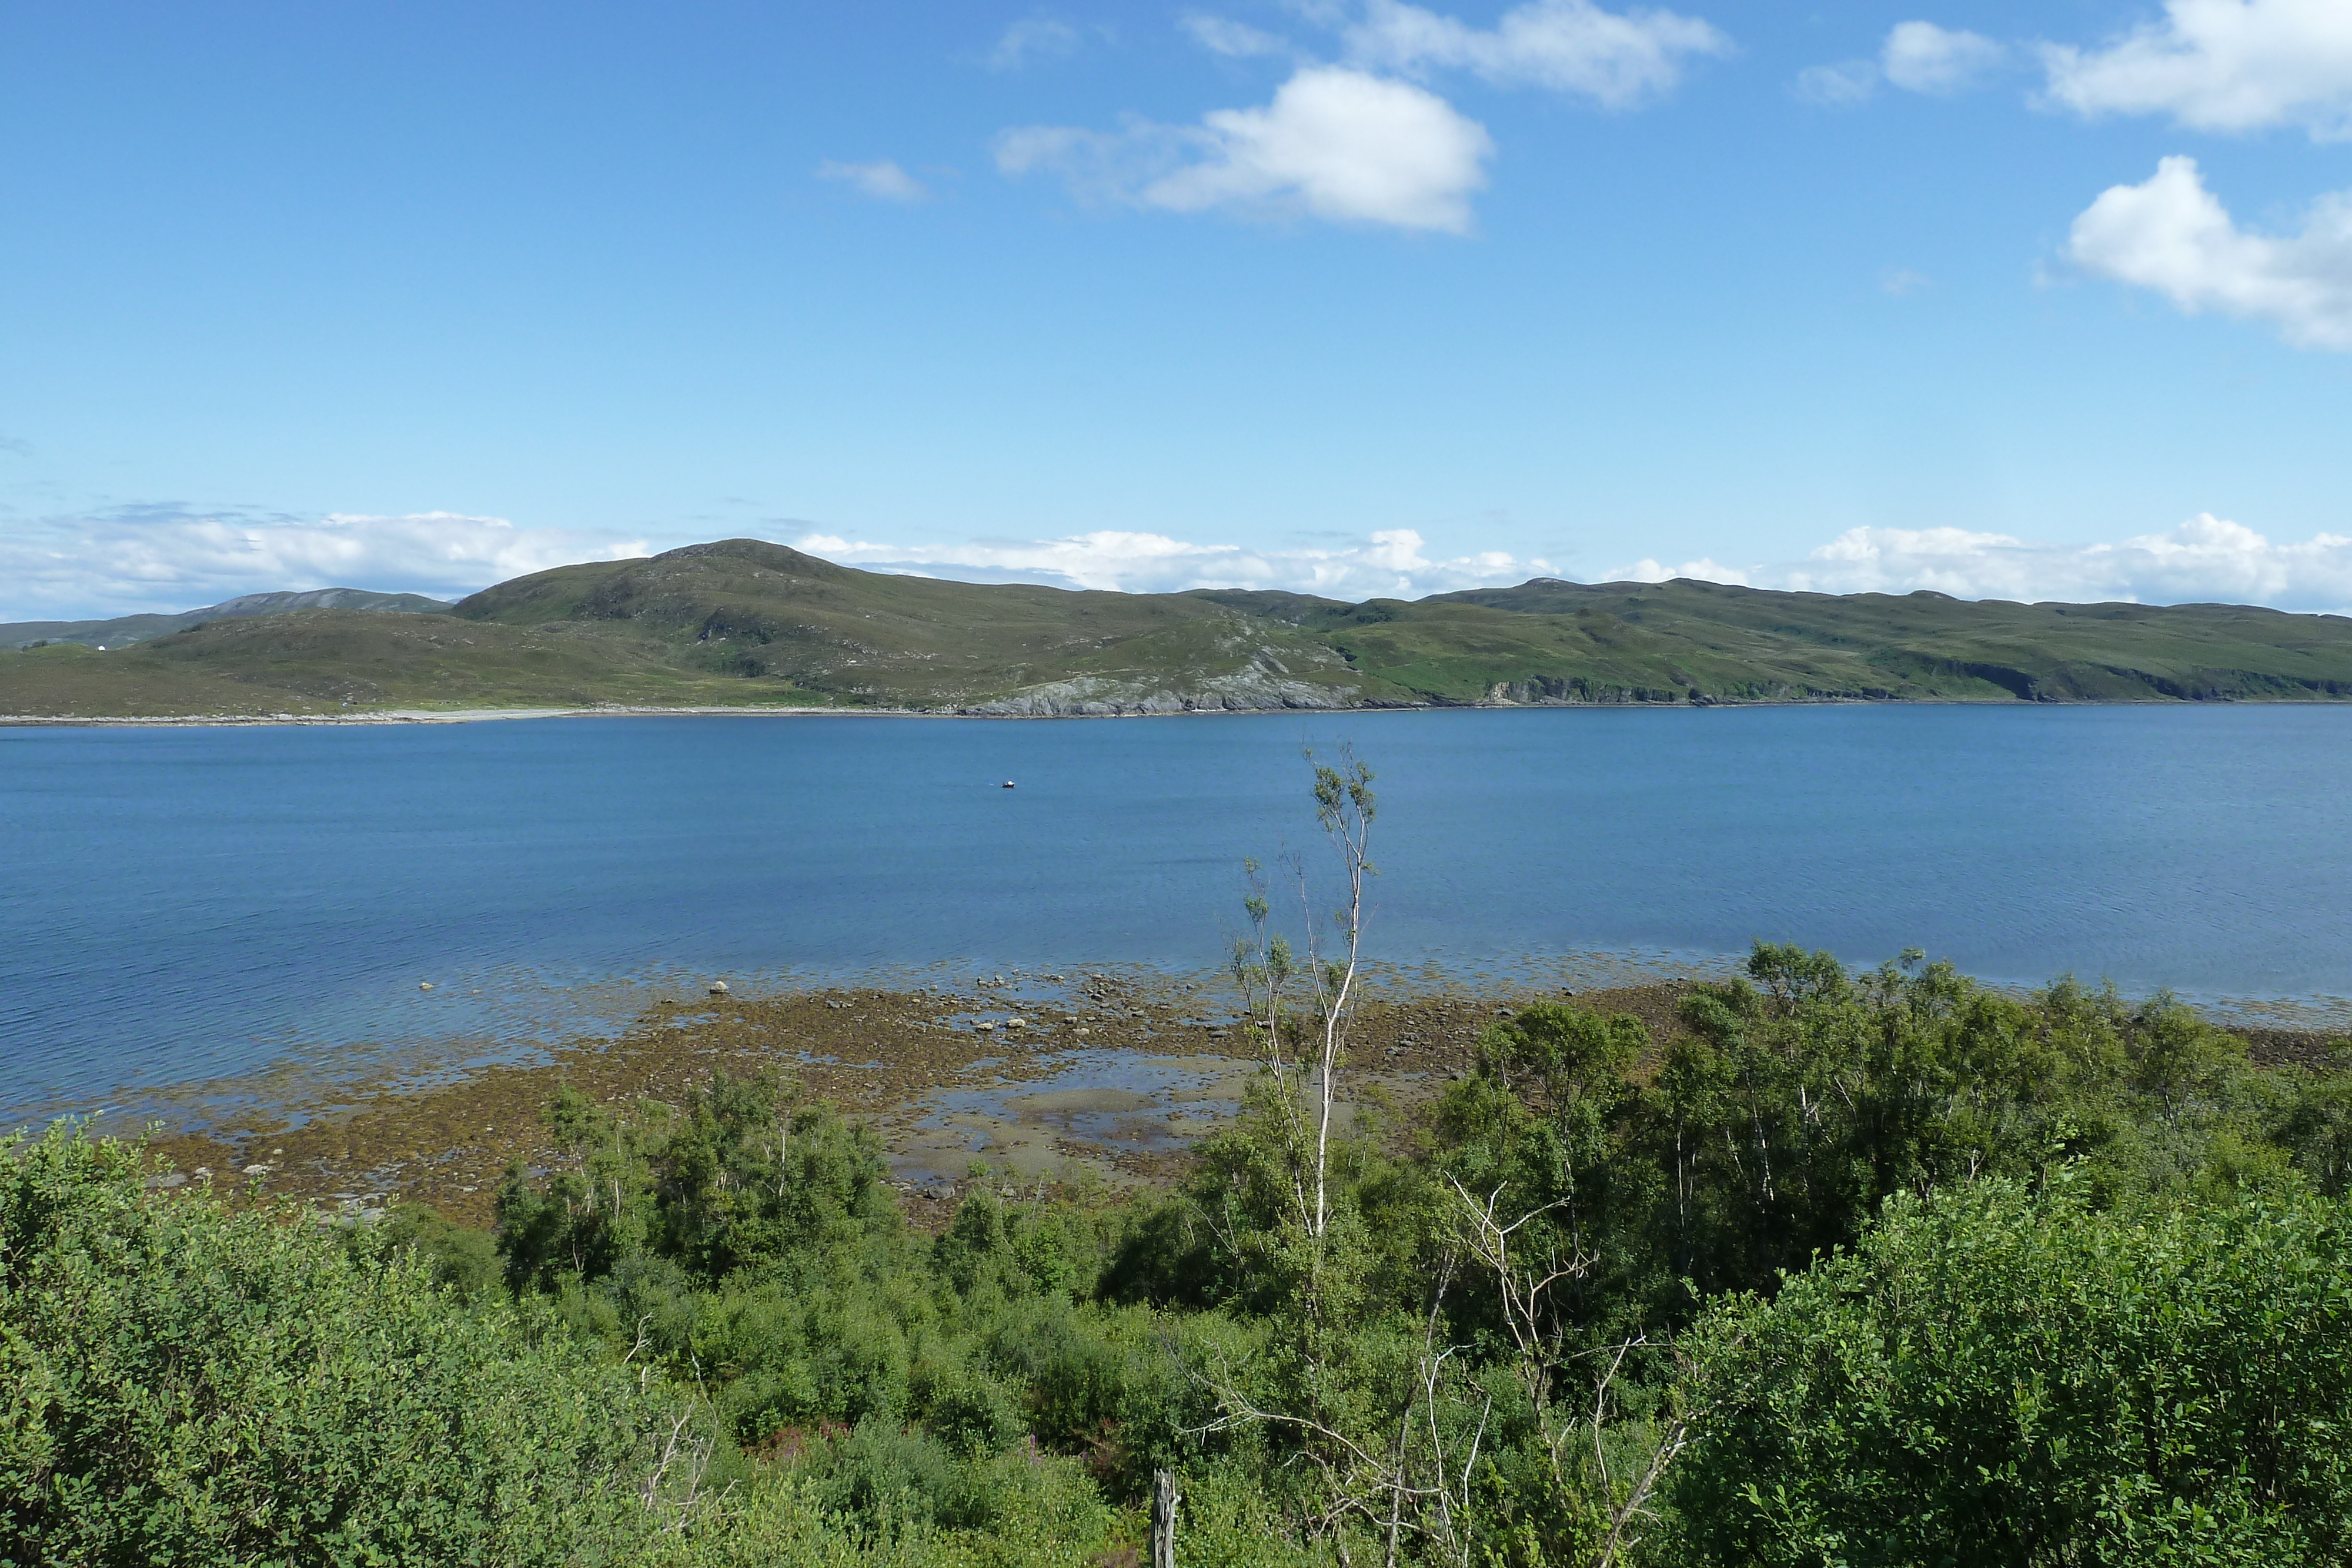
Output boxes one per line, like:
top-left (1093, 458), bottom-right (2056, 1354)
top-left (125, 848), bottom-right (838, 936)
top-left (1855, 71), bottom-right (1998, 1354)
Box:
top-left (495, 1083), bottom-right (664, 1290)
top-left (15, 941), bottom-right (2352, 1566)
top-left (1431, 946), bottom-right (2340, 1349)
top-left (0, 1122), bottom-right (682, 1567)
top-left (1666, 1178), bottom-right (2352, 1567)
top-left (375, 1196), bottom-right (505, 1300)
top-left (655, 1071), bottom-right (902, 1283)
top-left (2267, 1045), bottom-right (2352, 1196)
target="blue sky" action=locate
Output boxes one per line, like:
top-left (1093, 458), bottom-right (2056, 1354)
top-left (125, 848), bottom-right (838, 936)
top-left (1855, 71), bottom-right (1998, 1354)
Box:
top-left (4, 0), bottom-right (2350, 619)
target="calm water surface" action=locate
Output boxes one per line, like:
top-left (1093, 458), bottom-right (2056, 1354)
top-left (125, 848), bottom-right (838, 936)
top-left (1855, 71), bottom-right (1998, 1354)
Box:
top-left (4, 706), bottom-right (2348, 1126)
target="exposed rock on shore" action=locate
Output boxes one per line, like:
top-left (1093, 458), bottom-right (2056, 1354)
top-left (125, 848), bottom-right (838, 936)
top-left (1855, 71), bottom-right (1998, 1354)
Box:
top-left (957, 660), bottom-right (1354, 716)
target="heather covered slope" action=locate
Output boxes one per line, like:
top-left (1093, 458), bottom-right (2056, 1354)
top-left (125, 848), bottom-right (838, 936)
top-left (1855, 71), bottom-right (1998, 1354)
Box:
top-left (6, 537), bottom-right (2351, 717)
top-left (449, 539), bottom-right (2352, 707)
top-left (1428, 579), bottom-right (2352, 702)
top-left (1, 587), bottom-right (452, 651)
top-left (450, 539), bottom-right (1363, 712)
top-left (0, 543), bottom-right (1362, 717)
top-left (1196, 577), bottom-right (2352, 704)
top-left (0, 609), bottom-right (825, 717)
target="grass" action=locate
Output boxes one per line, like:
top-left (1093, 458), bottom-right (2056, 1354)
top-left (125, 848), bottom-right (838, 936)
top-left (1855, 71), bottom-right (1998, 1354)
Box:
top-left (5, 540), bottom-right (2350, 717)
top-left (455, 540), bottom-right (1357, 709)
top-left (1207, 578), bottom-right (2352, 703)
top-left (0, 613), bottom-right (827, 717)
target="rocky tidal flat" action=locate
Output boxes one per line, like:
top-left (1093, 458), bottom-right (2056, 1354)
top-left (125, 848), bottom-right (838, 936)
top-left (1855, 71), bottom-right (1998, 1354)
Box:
top-left (129, 968), bottom-right (2344, 1233)
top-left (136, 973), bottom-right (1712, 1228)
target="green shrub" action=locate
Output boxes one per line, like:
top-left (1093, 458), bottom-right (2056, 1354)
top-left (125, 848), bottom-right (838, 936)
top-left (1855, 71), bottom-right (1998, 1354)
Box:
top-left (375, 1197), bottom-right (505, 1302)
top-left (26, 939), bottom-right (2343, 1567)
top-left (1666, 1176), bottom-right (2352, 1567)
top-left (646, 1454), bottom-right (1129, 1568)
top-left (0, 1122), bottom-right (691, 1567)
top-left (803, 1417), bottom-right (993, 1533)
top-left (909, 1348), bottom-right (1028, 1458)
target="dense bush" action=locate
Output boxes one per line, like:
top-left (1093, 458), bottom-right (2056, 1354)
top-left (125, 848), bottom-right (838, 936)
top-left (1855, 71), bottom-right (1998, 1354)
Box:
top-left (1666, 1178), bottom-right (2352, 1567)
top-left (9, 945), bottom-right (2351, 1566)
top-left (1426, 947), bottom-right (2333, 1348)
top-left (0, 1122), bottom-right (684, 1567)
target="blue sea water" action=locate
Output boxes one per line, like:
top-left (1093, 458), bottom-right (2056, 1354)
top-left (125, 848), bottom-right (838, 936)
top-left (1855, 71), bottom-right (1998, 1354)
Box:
top-left (4, 705), bottom-right (2349, 1127)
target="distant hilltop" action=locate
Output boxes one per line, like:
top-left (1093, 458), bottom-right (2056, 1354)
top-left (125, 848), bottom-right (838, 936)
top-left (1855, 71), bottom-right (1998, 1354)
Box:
top-left (2, 588), bottom-right (452, 651)
top-left (4, 538), bottom-right (2349, 720)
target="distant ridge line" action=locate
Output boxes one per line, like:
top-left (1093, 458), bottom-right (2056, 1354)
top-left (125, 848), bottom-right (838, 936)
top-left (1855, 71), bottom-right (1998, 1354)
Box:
top-left (2, 588), bottom-right (452, 650)
top-left (5, 540), bottom-right (2350, 718)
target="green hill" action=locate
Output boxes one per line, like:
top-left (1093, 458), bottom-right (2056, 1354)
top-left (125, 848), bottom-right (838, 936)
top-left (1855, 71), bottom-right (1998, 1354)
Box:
top-left (1205, 577), bottom-right (2352, 704)
top-left (450, 539), bottom-right (1356, 713)
top-left (1, 587), bottom-right (450, 651)
top-left (4, 537), bottom-right (2348, 718)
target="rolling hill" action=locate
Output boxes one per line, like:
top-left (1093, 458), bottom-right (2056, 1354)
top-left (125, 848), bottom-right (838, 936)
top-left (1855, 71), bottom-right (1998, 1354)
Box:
top-left (1206, 576), bottom-right (2352, 704)
top-left (1, 588), bottom-right (451, 651)
top-left (4, 537), bottom-right (2348, 718)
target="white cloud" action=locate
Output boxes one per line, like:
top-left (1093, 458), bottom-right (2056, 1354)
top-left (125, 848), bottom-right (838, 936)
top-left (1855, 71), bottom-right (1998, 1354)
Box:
top-left (1881, 267), bottom-right (1933, 295)
top-left (1794, 59), bottom-right (1880, 106)
top-left (792, 514), bottom-right (2352, 614)
top-left (1882, 21), bottom-right (2006, 94)
top-left (1342, 0), bottom-right (1729, 108)
top-left (988, 15), bottom-right (1084, 70)
top-left (2067, 156), bottom-right (2352, 349)
top-left (1003, 1), bottom-right (1722, 232)
top-left (1182, 12), bottom-right (1292, 58)
top-left (993, 122), bottom-right (1172, 209)
top-left (0, 507), bottom-right (648, 622)
top-left (1797, 19), bottom-right (2005, 105)
top-left (1153, 68), bottom-right (1494, 230)
top-left (815, 159), bottom-right (929, 203)
top-left (791, 526), bottom-right (1552, 599)
top-left (1781, 515), bottom-right (2352, 613)
top-left (21, 507), bottom-right (2344, 631)
top-left (998, 66), bottom-right (1494, 233)
top-left (2040, 0), bottom-right (2352, 137)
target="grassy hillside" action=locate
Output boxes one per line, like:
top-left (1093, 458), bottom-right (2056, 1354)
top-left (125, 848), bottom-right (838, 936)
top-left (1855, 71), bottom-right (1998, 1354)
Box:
top-left (1431, 579), bottom-right (2352, 702)
top-left (5, 537), bottom-right (2350, 717)
top-left (1, 587), bottom-right (450, 651)
top-left (451, 539), bottom-right (1359, 712)
top-left (0, 611), bottom-right (824, 717)
top-left (1201, 579), bottom-right (2352, 704)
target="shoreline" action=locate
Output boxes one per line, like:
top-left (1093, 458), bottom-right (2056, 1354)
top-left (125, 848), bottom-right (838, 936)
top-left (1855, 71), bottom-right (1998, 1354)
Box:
top-left (14, 952), bottom-right (2351, 1157)
top-left (32, 947), bottom-right (2349, 1144)
top-left (131, 972), bottom-right (1632, 1228)
top-left (12, 695), bottom-right (2352, 728)
top-left (88, 971), bottom-right (2352, 1231)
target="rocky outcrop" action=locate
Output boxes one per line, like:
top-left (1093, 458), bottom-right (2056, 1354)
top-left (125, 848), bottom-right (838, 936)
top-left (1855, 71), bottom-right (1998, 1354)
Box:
top-left (1482, 678), bottom-right (1692, 706)
top-left (953, 644), bottom-right (1360, 717)
top-left (957, 674), bottom-right (1355, 717)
